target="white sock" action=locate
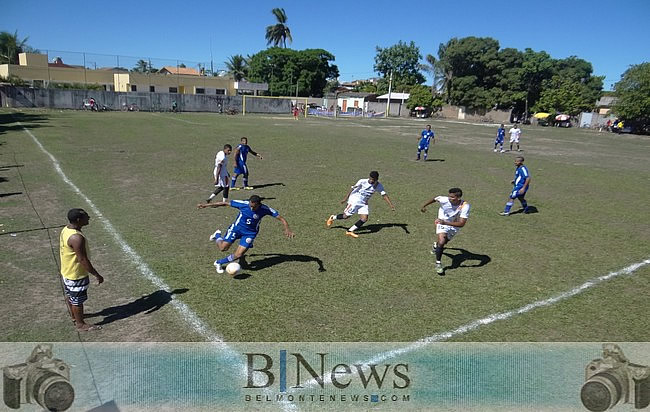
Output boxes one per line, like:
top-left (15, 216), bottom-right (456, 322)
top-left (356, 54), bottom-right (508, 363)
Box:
top-left (349, 225), bottom-right (357, 232)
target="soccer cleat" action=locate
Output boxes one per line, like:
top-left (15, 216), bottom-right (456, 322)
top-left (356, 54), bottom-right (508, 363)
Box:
top-left (326, 215), bottom-right (335, 228)
top-left (244, 186), bottom-right (254, 190)
top-left (345, 231), bottom-right (359, 238)
top-left (523, 208), bottom-right (530, 214)
top-left (500, 150), bottom-right (505, 153)
top-left (206, 198), bottom-right (212, 203)
top-left (430, 241), bottom-right (437, 255)
top-left (230, 187), bottom-right (240, 191)
top-left (214, 261), bottom-right (224, 274)
top-left (209, 229), bottom-right (222, 242)
top-left (499, 212), bottom-right (510, 216)
top-left (435, 263), bottom-right (445, 275)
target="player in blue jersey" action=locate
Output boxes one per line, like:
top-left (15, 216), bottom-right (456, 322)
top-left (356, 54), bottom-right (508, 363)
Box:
top-left (230, 137), bottom-right (263, 190)
top-left (500, 156), bottom-right (531, 216)
top-left (197, 195), bottom-right (294, 273)
top-left (494, 124), bottom-right (505, 153)
top-left (416, 125), bottom-right (435, 161)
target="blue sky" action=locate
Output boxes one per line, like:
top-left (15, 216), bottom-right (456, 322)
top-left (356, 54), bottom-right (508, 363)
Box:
top-left (3, 0), bottom-right (649, 90)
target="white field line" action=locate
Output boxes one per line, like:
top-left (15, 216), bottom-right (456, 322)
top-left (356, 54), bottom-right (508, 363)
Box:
top-left (150, 112), bottom-right (208, 125)
top-left (292, 257), bottom-right (650, 391)
top-left (20, 123), bottom-right (298, 411)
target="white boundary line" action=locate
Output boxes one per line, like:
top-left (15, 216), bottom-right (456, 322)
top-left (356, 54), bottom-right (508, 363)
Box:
top-left (291, 257), bottom-right (650, 391)
top-left (20, 123), bottom-right (222, 342)
top-left (19, 122), bottom-right (298, 411)
top-left (150, 112), bottom-right (208, 125)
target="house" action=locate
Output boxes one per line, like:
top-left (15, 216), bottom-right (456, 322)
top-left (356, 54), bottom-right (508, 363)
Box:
top-left (336, 92), bottom-right (377, 113)
top-left (376, 92), bottom-right (410, 103)
top-left (1, 53), bottom-right (268, 96)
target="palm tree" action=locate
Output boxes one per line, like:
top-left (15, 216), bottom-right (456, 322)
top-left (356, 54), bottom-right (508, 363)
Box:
top-left (225, 55), bottom-right (248, 81)
top-left (265, 8), bottom-right (292, 48)
top-left (0, 31), bottom-right (30, 64)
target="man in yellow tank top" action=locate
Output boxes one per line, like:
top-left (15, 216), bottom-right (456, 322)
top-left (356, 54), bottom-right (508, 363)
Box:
top-left (59, 208), bottom-right (104, 331)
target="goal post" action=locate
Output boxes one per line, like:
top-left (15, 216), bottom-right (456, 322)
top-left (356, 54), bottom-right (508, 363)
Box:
top-left (242, 95), bottom-right (309, 117)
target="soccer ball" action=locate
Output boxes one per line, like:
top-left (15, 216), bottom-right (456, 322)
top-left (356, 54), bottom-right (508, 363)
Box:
top-left (225, 262), bottom-right (241, 276)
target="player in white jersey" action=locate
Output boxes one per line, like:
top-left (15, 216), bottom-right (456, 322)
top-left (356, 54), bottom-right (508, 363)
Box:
top-left (420, 187), bottom-right (470, 275)
top-left (206, 144), bottom-right (232, 203)
top-left (509, 124), bottom-right (522, 152)
top-left (326, 171), bottom-right (395, 238)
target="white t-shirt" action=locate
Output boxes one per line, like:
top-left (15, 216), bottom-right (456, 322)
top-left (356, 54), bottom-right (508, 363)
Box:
top-left (509, 127), bottom-right (521, 141)
top-left (349, 179), bottom-right (386, 205)
top-left (213, 150), bottom-right (228, 179)
top-left (435, 196), bottom-right (470, 222)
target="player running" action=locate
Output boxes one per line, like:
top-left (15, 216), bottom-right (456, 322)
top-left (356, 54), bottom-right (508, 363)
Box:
top-left (500, 156), bottom-right (531, 216)
top-left (230, 137), bottom-right (263, 190)
top-left (206, 144), bottom-right (231, 203)
top-left (494, 124), bottom-right (505, 153)
top-left (326, 171), bottom-right (395, 238)
top-left (420, 188), bottom-right (471, 275)
top-left (416, 124), bottom-right (435, 161)
top-left (197, 195), bottom-right (294, 273)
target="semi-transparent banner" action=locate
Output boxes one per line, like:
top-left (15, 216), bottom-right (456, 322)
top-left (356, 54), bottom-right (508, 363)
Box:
top-left (1, 342), bottom-right (648, 411)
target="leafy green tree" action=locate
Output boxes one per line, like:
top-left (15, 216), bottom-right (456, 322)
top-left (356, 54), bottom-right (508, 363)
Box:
top-left (132, 59), bottom-right (157, 73)
top-left (374, 41), bottom-right (425, 92)
top-left (534, 76), bottom-right (601, 115)
top-left (265, 8), bottom-right (292, 48)
top-left (613, 62), bottom-right (650, 130)
top-left (0, 30), bottom-right (36, 64)
top-left (247, 48), bottom-right (338, 97)
top-left (435, 37), bottom-right (502, 109)
top-left (407, 84), bottom-right (444, 112)
top-left (225, 54), bottom-right (249, 81)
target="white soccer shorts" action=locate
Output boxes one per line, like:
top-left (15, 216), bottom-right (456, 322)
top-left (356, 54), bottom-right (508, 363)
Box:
top-left (436, 224), bottom-right (459, 241)
top-left (343, 202), bottom-right (369, 216)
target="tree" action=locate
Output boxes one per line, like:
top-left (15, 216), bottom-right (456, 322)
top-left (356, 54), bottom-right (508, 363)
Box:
top-left (265, 8), bottom-right (292, 48)
top-left (613, 62), bottom-right (650, 132)
top-left (419, 54), bottom-right (445, 96)
top-left (407, 84), bottom-right (444, 113)
top-left (225, 55), bottom-right (248, 81)
top-left (247, 48), bottom-right (338, 97)
top-left (0, 30), bottom-right (35, 64)
top-left (533, 76), bottom-right (601, 115)
top-left (374, 41), bottom-right (425, 92)
top-left (132, 59), bottom-right (157, 73)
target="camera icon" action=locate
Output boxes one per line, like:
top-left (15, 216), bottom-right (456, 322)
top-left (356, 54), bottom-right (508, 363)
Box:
top-left (581, 343), bottom-right (650, 411)
top-left (3, 344), bottom-right (75, 411)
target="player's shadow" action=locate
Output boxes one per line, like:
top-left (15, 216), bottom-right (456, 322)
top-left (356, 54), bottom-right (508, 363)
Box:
top-left (442, 248), bottom-right (491, 273)
top-left (240, 253), bottom-right (326, 273)
top-left (0, 191), bottom-right (22, 197)
top-left (509, 206), bottom-right (539, 215)
top-left (250, 182), bottom-right (286, 189)
top-left (425, 158), bottom-right (445, 162)
top-left (334, 223), bottom-right (410, 235)
top-left (84, 288), bottom-right (189, 325)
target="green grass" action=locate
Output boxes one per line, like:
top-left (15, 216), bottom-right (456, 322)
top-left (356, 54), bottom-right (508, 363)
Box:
top-left (1, 109), bottom-right (648, 342)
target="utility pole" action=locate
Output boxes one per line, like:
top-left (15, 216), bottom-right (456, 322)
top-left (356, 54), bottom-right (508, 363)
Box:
top-left (385, 70), bottom-right (393, 118)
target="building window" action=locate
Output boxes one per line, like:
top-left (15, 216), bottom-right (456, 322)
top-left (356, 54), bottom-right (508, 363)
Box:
top-left (150, 85), bottom-right (155, 92)
top-left (196, 88), bottom-right (205, 94)
top-left (215, 89), bottom-right (225, 95)
top-left (169, 87), bottom-right (178, 93)
top-left (131, 85), bottom-right (137, 92)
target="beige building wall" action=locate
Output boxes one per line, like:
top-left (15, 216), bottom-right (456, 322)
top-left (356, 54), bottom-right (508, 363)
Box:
top-left (9, 53), bottom-right (239, 95)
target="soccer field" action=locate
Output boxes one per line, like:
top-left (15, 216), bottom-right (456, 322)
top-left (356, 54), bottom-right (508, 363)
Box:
top-left (1, 109), bottom-right (649, 342)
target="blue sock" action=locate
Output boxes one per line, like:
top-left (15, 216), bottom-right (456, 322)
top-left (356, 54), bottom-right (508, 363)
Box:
top-left (520, 199), bottom-right (528, 210)
top-left (504, 202), bottom-right (514, 213)
top-left (243, 178), bottom-right (249, 187)
top-left (230, 177), bottom-right (236, 188)
top-left (217, 254), bottom-right (236, 265)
